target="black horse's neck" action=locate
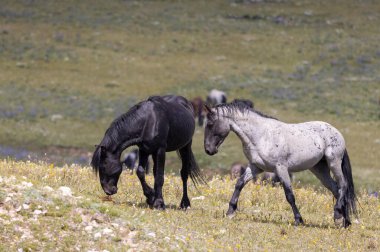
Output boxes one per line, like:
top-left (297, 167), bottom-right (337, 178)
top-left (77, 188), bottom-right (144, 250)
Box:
top-left (101, 113), bottom-right (143, 156)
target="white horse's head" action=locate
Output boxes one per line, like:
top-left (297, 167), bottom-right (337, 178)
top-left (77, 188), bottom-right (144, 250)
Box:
top-left (204, 105), bottom-right (230, 155)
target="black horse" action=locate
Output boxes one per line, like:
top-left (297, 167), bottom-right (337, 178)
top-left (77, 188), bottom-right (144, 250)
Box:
top-left (91, 95), bottom-right (205, 210)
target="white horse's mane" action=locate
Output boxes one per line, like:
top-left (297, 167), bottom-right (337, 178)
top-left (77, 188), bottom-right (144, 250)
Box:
top-left (214, 102), bottom-right (278, 121)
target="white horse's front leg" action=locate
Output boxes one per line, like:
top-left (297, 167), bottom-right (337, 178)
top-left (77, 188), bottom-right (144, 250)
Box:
top-left (276, 164), bottom-right (304, 225)
top-left (226, 164), bottom-right (262, 217)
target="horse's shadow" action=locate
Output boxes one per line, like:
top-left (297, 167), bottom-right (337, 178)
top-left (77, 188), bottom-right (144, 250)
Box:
top-left (228, 211), bottom-right (336, 230)
top-left (111, 199), bottom-right (179, 210)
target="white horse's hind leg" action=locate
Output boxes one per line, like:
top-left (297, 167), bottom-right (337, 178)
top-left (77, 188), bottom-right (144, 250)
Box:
top-left (226, 165), bottom-right (262, 217)
top-left (276, 164), bottom-right (304, 225)
top-left (310, 160), bottom-right (339, 199)
top-left (326, 154), bottom-right (347, 227)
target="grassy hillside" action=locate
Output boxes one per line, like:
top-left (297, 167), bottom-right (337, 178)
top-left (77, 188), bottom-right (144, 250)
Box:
top-left (0, 160), bottom-right (379, 251)
top-left (0, 0), bottom-right (379, 189)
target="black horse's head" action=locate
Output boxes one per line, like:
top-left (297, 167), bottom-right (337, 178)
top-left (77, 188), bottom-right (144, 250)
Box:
top-left (204, 105), bottom-right (230, 155)
top-left (91, 145), bottom-right (122, 195)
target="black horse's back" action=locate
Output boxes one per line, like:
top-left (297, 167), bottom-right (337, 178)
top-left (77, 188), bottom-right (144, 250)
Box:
top-left (148, 95), bottom-right (194, 114)
top-left (147, 95), bottom-right (195, 151)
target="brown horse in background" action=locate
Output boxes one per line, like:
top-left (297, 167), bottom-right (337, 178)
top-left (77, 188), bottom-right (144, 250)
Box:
top-left (191, 97), bottom-right (205, 127)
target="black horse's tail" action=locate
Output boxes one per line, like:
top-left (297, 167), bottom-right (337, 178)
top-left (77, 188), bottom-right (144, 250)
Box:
top-left (177, 148), bottom-right (207, 188)
top-left (189, 150), bottom-right (207, 187)
top-left (342, 149), bottom-right (358, 224)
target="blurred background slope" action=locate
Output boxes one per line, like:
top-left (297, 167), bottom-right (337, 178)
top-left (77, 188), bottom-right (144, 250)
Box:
top-left (0, 0), bottom-right (378, 190)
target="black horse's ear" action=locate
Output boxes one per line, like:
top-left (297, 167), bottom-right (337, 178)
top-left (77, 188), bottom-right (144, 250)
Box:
top-left (99, 145), bottom-right (106, 159)
top-left (204, 104), bottom-right (213, 114)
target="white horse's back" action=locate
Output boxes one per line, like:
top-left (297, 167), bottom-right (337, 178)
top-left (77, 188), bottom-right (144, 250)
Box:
top-left (246, 119), bottom-right (345, 172)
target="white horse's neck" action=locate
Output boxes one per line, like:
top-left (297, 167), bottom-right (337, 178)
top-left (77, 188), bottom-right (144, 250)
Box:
top-left (225, 110), bottom-right (275, 147)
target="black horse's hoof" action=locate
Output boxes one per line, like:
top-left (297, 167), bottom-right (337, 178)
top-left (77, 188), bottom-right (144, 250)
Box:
top-left (226, 203), bottom-right (237, 218)
top-left (334, 217), bottom-right (344, 228)
top-left (295, 217), bottom-right (304, 226)
top-left (146, 196), bottom-right (155, 207)
top-left (334, 209), bottom-right (343, 220)
top-left (226, 208), bottom-right (236, 219)
top-left (344, 219), bottom-right (351, 228)
top-left (334, 209), bottom-right (345, 227)
top-left (179, 197), bottom-right (191, 210)
top-left (153, 198), bottom-right (166, 210)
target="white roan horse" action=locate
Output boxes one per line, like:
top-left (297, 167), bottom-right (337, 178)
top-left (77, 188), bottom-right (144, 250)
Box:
top-left (204, 102), bottom-right (357, 228)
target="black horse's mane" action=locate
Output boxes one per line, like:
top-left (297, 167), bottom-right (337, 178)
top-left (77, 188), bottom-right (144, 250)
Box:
top-left (103, 102), bottom-right (144, 148)
top-left (215, 100), bottom-right (278, 120)
top-left (91, 101), bottom-right (146, 173)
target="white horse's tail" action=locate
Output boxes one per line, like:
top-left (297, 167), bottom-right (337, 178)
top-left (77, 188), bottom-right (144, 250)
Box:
top-left (342, 149), bottom-right (358, 223)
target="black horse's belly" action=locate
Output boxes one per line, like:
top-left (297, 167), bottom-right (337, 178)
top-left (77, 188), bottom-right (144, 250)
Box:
top-left (166, 120), bottom-right (194, 151)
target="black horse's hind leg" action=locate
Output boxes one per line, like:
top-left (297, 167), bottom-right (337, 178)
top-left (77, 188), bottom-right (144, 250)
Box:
top-left (136, 150), bottom-right (155, 206)
top-left (178, 143), bottom-right (192, 209)
top-left (152, 147), bottom-right (166, 210)
top-left (276, 165), bottom-right (304, 225)
top-left (226, 164), bottom-right (262, 217)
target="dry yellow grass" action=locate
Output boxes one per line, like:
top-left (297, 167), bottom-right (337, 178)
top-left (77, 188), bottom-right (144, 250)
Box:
top-left (0, 160), bottom-right (379, 251)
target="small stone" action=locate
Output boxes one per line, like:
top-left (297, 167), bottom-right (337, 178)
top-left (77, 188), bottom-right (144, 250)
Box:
top-left (58, 186), bottom-right (72, 197)
top-left (33, 210), bottom-right (43, 215)
top-left (84, 225), bottom-right (93, 232)
top-left (21, 181), bottom-right (33, 188)
top-left (191, 196), bottom-right (205, 200)
top-left (147, 232), bottom-right (156, 238)
top-left (51, 114), bottom-right (64, 121)
top-left (102, 228), bottom-right (113, 235)
top-left (94, 232), bottom-right (102, 240)
top-left (111, 223), bottom-right (119, 228)
top-left (22, 204), bottom-right (30, 210)
top-left (91, 213), bottom-right (110, 224)
top-left (43, 186), bottom-right (54, 193)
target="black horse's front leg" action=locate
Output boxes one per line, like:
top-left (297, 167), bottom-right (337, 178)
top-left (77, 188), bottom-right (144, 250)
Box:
top-left (136, 150), bottom-right (155, 206)
top-left (152, 148), bottom-right (166, 210)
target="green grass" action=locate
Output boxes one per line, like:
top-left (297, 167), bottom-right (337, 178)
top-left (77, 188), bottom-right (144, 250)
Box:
top-left (0, 1), bottom-right (379, 192)
top-left (0, 160), bottom-right (379, 251)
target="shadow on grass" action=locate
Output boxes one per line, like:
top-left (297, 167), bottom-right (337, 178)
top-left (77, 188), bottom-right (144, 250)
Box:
top-left (213, 210), bottom-right (338, 230)
top-left (112, 199), bottom-right (180, 211)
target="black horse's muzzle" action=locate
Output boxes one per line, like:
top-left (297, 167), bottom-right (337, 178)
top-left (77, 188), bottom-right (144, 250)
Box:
top-left (102, 185), bottom-right (118, 195)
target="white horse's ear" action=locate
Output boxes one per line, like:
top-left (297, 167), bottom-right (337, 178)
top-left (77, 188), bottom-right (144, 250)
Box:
top-left (204, 104), bottom-right (213, 114)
